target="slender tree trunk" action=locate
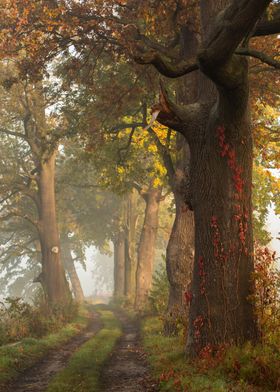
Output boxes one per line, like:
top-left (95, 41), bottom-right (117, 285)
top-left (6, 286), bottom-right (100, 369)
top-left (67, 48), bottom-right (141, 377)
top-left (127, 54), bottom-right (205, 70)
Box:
top-left (135, 185), bottom-right (162, 309)
top-left (38, 151), bottom-right (71, 304)
top-left (113, 230), bottom-right (125, 298)
top-left (61, 239), bottom-right (84, 303)
top-left (124, 189), bottom-right (138, 301)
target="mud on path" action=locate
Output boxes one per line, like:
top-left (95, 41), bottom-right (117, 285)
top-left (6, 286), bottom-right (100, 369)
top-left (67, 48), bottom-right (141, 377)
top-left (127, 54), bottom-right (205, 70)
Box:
top-left (3, 310), bottom-right (102, 392)
top-left (100, 311), bottom-right (158, 392)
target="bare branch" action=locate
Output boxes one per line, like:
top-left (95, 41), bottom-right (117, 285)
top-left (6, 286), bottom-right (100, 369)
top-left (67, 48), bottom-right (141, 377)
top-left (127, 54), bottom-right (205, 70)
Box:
top-left (0, 237), bottom-right (36, 260)
top-left (60, 182), bottom-right (105, 190)
top-left (148, 127), bottom-right (175, 184)
top-left (109, 122), bottom-right (144, 132)
top-left (236, 48), bottom-right (280, 69)
top-left (0, 128), bottom-right (27, 140)
top-left (23, 112), bottom-right (41, 158)
top-left (0, 190), bottom-right (18, 205)
top-left (0, 209), bottom-right (39, 231)
top-left (118, 127), bottom-right (136, 162)
top-left (14, 213), bottom-right (39, 231)
top-left (16, 187), bottom-right (40, 211)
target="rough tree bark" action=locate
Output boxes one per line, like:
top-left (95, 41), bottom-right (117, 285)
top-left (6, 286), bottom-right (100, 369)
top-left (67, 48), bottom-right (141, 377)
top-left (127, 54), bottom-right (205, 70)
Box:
top-left (150, 128), bottom-right (195, 334)
top-left (148, 27), bottom-right (197, 334)
top-left (164, 138), bottom-right (195, 335)
top-left (135, 183), bottom-right (162, 309)
top-left (136, 0), bottom-right (276, 355)
top-left (184, 0), bottom-right (267, 356)
top-left (61, 237), bottom-right (84, 303)
top-left (37, 150), bottom-right (71, 304)
top-left (113, 230), bottom-right (126, 298)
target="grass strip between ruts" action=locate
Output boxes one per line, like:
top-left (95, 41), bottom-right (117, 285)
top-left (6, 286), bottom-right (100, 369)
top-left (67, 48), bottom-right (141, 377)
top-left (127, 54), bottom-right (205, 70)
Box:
top-left (47, 309), bottom-right (121, 392)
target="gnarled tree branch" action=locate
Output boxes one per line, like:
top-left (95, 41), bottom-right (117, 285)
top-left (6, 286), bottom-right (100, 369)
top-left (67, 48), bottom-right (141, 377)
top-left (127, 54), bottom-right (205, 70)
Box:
top-left (152, 83), bottom-right (205, 143)
top-left (134, 50), bottom-right (198, 78)
top-left (198, 0), bottom-right (272, 88)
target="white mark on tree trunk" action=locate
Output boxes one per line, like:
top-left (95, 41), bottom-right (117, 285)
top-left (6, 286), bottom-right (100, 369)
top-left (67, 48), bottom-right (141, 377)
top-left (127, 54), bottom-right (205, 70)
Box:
top-left (51, 246), bottom-right (59, 254)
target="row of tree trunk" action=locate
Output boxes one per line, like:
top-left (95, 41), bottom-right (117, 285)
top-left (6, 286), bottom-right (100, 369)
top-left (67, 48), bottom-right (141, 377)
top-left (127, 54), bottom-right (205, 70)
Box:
top-left (113, 183), bottom-right (162, 309)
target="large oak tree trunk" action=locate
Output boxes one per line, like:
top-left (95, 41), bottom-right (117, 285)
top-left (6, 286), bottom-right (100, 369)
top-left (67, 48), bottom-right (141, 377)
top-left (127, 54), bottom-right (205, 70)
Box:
top-left (183, 0), bottom-right (259, 357)
top-left (38, 151), bottom-right (71, 304)
top-left (187, 102), bottom-right (258, 355)
top-left (113, 230), bottom-right (126, 298)
top-left (148, 0), bottom-right (265, 357)
top-left (61, 239), bottom-right (84, 303)
top-left (135, 185), bottom-right (162, 309)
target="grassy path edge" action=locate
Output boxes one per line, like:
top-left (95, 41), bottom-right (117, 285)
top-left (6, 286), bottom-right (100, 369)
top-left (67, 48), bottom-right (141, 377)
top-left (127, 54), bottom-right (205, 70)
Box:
top-left (0, 306), bottom-right (92, 388)
top-left (141, 316), bottom-right (230, 392)
top-left (141, 317), bottom-right (280, 392)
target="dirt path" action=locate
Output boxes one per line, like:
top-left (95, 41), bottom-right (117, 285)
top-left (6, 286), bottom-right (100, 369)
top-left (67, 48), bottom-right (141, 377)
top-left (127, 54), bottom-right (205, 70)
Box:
top-left (4, 310), bottom-right (102, 392)
top-left (100, 311), bottom-right (159, 392)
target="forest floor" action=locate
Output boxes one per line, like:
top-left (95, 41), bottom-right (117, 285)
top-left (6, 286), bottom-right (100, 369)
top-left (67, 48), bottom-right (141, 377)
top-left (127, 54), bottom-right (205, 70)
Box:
top-left (3, 310), bottom-right (102, 392)
top-left (2, 306), bottom-right (279, 391)
top-left (99, 310), bottom-right (158, 392)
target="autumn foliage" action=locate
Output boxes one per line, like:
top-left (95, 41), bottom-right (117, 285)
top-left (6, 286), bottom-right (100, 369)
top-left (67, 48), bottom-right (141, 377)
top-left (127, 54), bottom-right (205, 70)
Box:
top-left (253, 244), bottom-right (280, 341)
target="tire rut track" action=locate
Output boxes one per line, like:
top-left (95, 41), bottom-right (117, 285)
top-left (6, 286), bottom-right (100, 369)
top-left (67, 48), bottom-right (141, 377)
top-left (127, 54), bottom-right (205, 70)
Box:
top-left (100, 310), bottom-right (158, 392)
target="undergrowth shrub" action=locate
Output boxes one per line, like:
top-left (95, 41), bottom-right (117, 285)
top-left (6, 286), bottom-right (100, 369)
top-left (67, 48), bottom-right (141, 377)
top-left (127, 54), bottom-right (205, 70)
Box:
top-left (149, 261), bottom-right (188, 334)
top-left (221, 343), bottom-right (280, 390)
top-left (148, 263), bottom-right (169, 316)
top-left (0, 293), bottom-right (78, 346)
top-left (216, 245), bottom-right (280, 390)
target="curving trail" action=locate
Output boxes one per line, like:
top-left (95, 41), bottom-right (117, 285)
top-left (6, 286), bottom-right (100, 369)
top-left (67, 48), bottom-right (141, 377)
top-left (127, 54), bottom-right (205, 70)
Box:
top-left (3, 311), bottom-right (102, 392)
top-left (100, 310), bottom-right (158, 392)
